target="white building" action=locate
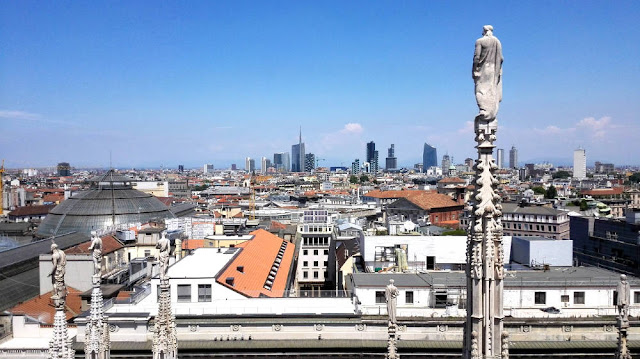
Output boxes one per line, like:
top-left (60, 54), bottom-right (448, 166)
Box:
top-left (295, 210), bottom-right (335, 296)
top-left (573, 148), bottom-right (587, 179)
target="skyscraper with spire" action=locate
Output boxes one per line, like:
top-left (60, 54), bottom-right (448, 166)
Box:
top-left (291, 127), bottom-right (306, 172)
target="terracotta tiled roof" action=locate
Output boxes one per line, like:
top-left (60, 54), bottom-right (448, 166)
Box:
top-left (581, 187), bottom-right (624, 196)
top-left (8, 205), bottom-right (56, 217)
top-left (438, 177), bottom-right (466, 184)
top-left (232, 211), bottom-right (244, 218)
top-left (270, 221), bottom-right (287, 231)
top-left (182, 239), bottom-right (205, 250)
top-left (404, 192), bottom-right (462, 210)
top-left (64, 234), bottom-right (123, 255)
top-left (216, 229), bottom-right (295, 298)
top-left (9, 287), bottom-right (83, 324)
top-left (43, 193), bottom-right (65, 203)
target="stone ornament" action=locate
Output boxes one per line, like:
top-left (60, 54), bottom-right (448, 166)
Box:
top-left (356, 324), bottom-right (365, 331)
top-left (189, 325), bottom-right (198, 332)
top-left (273, 324), bottom-right (282, 332)
top-left (314, 324), bottom-right (324, 331)
top-left (231, 325), bottom-right (241, 331)
top-left (386, 279), bottom-right (398, 325)
top-left (156, 231), bottom-right (170, 281)
top-left (49, 242), bottom-right (67, 307)
top-left (438, 325), bottom-right (448, 332)
top-left (88, 230), bottom-right (103, 280)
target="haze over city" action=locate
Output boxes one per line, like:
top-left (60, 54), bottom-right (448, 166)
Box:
top-left (1, 1), bottom-right (639, 169)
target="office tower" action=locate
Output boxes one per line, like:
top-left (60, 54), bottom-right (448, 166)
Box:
top-left (496, 148), bottom-right (504, 169)
top-left (509, 146), bottom-right (518, 169)
top-left (422, 143), bottom-right (437, 171)
top-left (178, 165), bottom-right (184, 173)
top-left (366, 141), bottom-right (376, 164)
top-left (386, 144), bottom-right (397, 170)
top-left (291, 128), bottom-right (305, 172)
top-left (441, 154), bottom-right (451, 175)
top-left (231, 164), bottom-right (237, 171)
top-left (273, 152), bottom-right (290, 172)
top-left (305, 153), bottom-right (315, 172)
top-left (203, 164), bottom-right (214, 174)
top-left (261, 157), bottom-right (271, 174)
top-left (57, 162), bottom-right (71, 177)
top-left (245, 157), bottom-right (255, 172)
top-left (371, 150), bottom-right (379, 174)
top-left (573, 148), bottom-right (587, 179)
top-left (351, 159), bottom-right (360, 175)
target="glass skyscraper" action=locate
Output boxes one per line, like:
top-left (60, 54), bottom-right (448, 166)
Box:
top-left (422, 143), bottom-right (437, 171)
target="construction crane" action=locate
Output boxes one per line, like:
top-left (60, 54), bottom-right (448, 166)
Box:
top-left (0, 160), bottom-right (4, 215)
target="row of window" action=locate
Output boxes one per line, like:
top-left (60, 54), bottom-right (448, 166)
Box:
top-left (302, 249), bottom-right (329, 256)
top-left (302, 270), bottom-right (328, 279)
top-left (302, 237), bottom-right (331, 246)
top-left (505, 232), bottom-right (558, 239)
top-left (533, 291), bottom-right (640, 305)
top-left (375, 291), bottom-right (414, 304)
top-left (503, 222), bottom-right (557, 232)
top-left (172, 284), bottom-right (211, 302)
top-left (302, 260), bottom-right (329, 267)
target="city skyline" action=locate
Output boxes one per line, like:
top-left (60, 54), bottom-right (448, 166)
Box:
top-left (1, 1), bottom-right (639, 169)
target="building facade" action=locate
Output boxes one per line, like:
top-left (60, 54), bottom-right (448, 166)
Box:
top-left (573, 148), bottom-right (587, 179)
top-left (422, 143), bottom-right (437, 171)
top-left (385, 144), bottom-right (397, 171)
top-left (295, 210), bottom-right (335, 297)
top-left (509, 145), bottom-right (518, 169)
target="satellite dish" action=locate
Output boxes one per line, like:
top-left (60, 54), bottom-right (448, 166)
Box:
top-left (403, 221), bottom-right (416, 232)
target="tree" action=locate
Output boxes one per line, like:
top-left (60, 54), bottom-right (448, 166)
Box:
top-left (579, 199), bottom-right (588, 211)
top-left (545, 185), bottom-right (558, 199)
top-left (532, 186), bottom-right (546, 195)
top-left (552, 171), bottom-right (571, 179)
top-left (629, 172), bottom-right (640, 183)
top-left (349, 175), bottom-right (359, 184)
top-left (442, 229), bottom-right (467, 236)
top-left (359, 174), bottom-right (369, 183)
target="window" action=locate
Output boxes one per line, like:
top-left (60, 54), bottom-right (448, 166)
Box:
top-left (534, 292), bottom-right (546, 305)
top-left (574, 292), bottom-right (585, 304)
top-left (426, 256), bottom-right (436, 270)
top-left (144, 249), bottom-right (151, 257)
top-left (177, 284), bottom-right (191, 302)
top-left (314, 250), bottom-right (318, 255)
top-left (324, 261), bottom-right (328, 267)
top-left (406, 291), bottom-right (414, 304)
top-left (324, 249), bottom-right (329, 255)
top-left (303, 261), bottom-right (308, 267)
top-left (375, 291), bottom-right (385, 304)
top-left (313, 271), bottom-right (319, 279)
top-left (198, 284), bottom-right (211, 302)
top-left (313, 261), bottom-right (318, 267)
top-left (303, 250), bottom-right (308, 255)
top-left (635, 291), bottom-right (640, 304)
top-left (561, 295), bottom-right (569, 303)
top-left (303, 271), bottom-right (308, 279)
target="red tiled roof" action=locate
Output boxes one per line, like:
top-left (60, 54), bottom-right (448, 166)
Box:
top-left (581, 187), bottom-right (624, 196)
top-left (364, 189), bottom-right (429, 199)
top-left (43, 194), bottom-right (64, 203)
top-left (9, 287), bottom-right (83, 324)
top-left (216, 229), bottom-right (295, 298)
top-left (65, 235), bottom-right (123, 255)
top-left (182, 239), bottom-right (205, 250)
top-left (404, 192), bottom-right (462, 210)
top-left (8, 205), bottom-right (56, 217)
top-left (438, 177), bottom-right (466, 184)
top-left (270, 221), bottom-right (287, 231)
top-left (232, 211), bottom-right (244, 218)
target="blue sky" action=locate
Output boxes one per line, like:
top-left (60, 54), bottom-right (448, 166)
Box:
top-left (1, 1), bottom-right (639, 169)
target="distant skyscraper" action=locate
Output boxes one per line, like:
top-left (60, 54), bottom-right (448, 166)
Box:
top-left (203, 164), bottom-right (214, 173)
top-left (291, 128), bottom-right (305, 172)
top-left (422, 143), bottom-right (437, 171)
top-left (371, 150), bottom-right (379, 174)
top-left (245, 157), bottom-right (255, 172)
top-left (386, 144), bottom-right (397, 170)
top-left (305, 153), bottom-right (315, 172)
top-left (496, 148), bottom-right (504, 169)
top-left (351, 159), bottom-right (360, 175)
top-left (573, 148), bottom-right (587, 179)
top-left (509, 146), bottom-right (518, 169)
top-left (366, 141), bottom-right (376, 164)
top-left (231, 164), bottom-right (237, 171)
top-left (261, 157), bottom-right (271, 174)
top-left (178, 165), bottom-right (184, 173)
top-left (441, 154), bottom-right (451, 175)
top-left (464, 158), bottom-right (474, 172)
top-left (57, 162), bottom-right (71, 177)
top-left (273, 152), bottom-right (290, 172)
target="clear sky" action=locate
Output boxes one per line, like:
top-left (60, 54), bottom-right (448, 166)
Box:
top-left (1, 1), bottom-right (639, 169)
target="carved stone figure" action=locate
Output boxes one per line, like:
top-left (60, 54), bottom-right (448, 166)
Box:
top-left (386, 279), bottom-right (399, 325)
top-left (617, 274), bottom-right (631, 322)
top-left (156, 232), bottom-right (170, 281)
top-left (50, 242), bottom-right (67, 302)
top-left (473, 25), bottom-right (503, 122)
top-left (87, 231), bottom-right (103, 278)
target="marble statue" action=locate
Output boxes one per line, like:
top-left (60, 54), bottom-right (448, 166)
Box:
top-left (386, 279), bottom-right (399, 325)
top-left (50, 242), bottom-right (67, 302)
top-left (617, 274), bottom-right (631, 322)
top-left (156, 232), bottom-right (170, 281)
top-left (473, 25), bottom-right (503, 122)
top-left (87, 230), bottom-right (103, 278)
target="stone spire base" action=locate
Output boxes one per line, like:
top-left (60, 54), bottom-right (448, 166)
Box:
top-left (153, 278), bottom-right (177, 359)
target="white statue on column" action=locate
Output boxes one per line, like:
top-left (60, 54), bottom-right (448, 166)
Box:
top-left (156, 231), bottom-right (170, 281)
top-left (88, 231), bottom-right (103, 280)
top-left (617, 274), bottom-right (631, 323)
top-left (386, 279), bottom-right (398, 325)
top-left (49, 242), bottom-right (67, 306)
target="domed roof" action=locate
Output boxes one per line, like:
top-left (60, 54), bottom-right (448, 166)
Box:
top-left (37, 170), bottom-right (174, 237)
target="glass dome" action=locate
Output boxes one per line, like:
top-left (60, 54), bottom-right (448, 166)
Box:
top-left (37, 170), bottom-right (175, 237)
